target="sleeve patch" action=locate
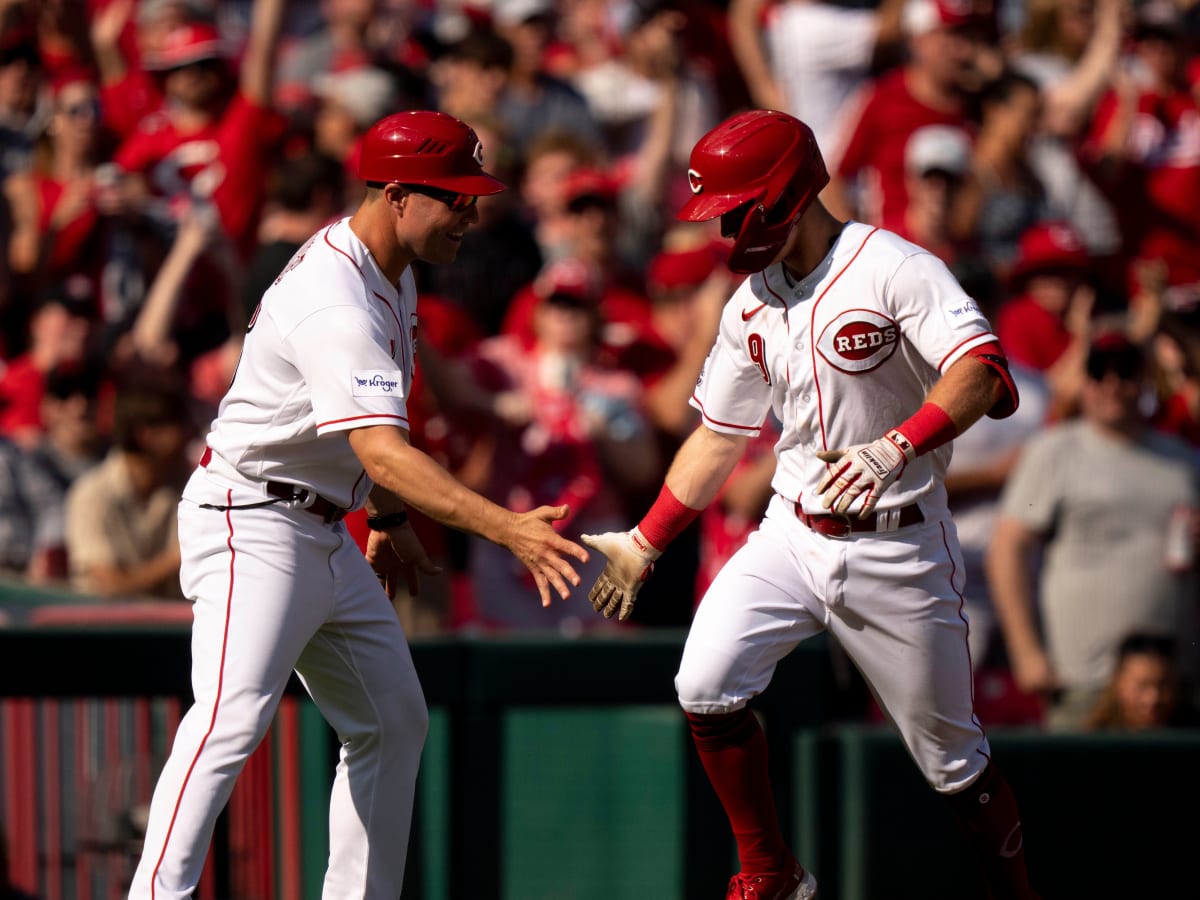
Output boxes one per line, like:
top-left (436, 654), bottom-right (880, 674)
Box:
top-left (352, 370), bottom-right (404, 396)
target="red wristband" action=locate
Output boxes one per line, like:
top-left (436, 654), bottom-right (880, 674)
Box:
top-left (897, 402), bottom-right (958, 456)
top-left (637, 484), bottom-right (702, 552)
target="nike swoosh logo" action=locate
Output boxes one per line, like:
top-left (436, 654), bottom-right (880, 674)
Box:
top-left (741, 303), bottom-right (767, 321)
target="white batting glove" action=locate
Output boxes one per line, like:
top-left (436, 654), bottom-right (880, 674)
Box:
top-left (815, 429), bottom-right (916, 517)
top-left (580, 526), bottom-right (662, 621)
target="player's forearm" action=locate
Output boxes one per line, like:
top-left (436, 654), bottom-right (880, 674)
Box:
top-left (350, 426), bottom-right (516, 545)
top-left (629, 425), bottom-right (748, 554)
top-left (923, 355), bottom-right (1005, 435)
top-left (663, 425), bottom-right (750, 511)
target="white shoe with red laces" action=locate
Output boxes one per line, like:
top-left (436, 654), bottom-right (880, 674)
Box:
top-left (725, 856), bottom-right (817, 899)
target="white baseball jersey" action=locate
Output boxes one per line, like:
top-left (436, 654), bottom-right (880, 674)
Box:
top-left (202, 217), bottom-right (417, 509)
top-left (690, 222), bottom-right (996, 518)
top-left (131, 216), bottom-right (428, 898)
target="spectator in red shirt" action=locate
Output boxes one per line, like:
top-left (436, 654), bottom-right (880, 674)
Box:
top-left (1083, 1), bottom-right (1200, 295)
top-left (0, 276), bottom-right (94, 448)
top-left (459, 258), bottom-right (660, 630)
top-left (502, 167), bottom-right (657, 376)
top-left (109, 0), bottom-right (286, 257)
top-left (5, 67), bottom-right (108, 292)
top-left (825, 0), bottom-right (984, 230)
top-left (994, 220), bottom-right (1095, 417)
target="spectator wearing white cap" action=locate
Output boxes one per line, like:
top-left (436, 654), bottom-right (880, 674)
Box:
top-left (312, 65), bottom-right (401, 166)
top-left (895, 123), bottom-right (976, 266)
top-left (824, 0), bottom-right (985, 230)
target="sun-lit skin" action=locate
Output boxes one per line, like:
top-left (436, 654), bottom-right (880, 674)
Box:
top-left (349, 183), bottom-right (481, 279)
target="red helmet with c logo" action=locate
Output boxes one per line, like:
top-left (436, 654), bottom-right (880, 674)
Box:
top-left (357, 110), bottom-right (506, 196)
top-left (678, 110), bottom-right (828, 274)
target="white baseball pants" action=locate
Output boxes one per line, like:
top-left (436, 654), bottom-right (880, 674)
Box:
top-left (676, 493), bottom-right (989, 793)
top-left (129, 474), bottom-right (428, 899)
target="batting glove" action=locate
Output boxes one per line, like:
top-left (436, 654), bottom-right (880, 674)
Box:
top-left (580, 526), bottom-right (662, 621)
top-left (815, 429), bottom-right (916, 517)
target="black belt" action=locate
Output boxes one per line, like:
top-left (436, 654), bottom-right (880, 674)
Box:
top-left (198, 447), bottom-right (347, 524)
top-left (265, 481), bottom-right (348, 524)
top-left (794, 501), bottom-right (923, 538)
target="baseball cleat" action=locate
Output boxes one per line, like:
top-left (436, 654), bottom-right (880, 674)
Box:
top-left (725, 855), bottom-right (817, 899)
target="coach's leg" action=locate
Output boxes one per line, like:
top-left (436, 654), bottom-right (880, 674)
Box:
top-left (130, 503), bottom-right (333, 899)
top-left (296, 533), bottom-right (428, 900)
top-left (675, 498), bottom-right (825, 878)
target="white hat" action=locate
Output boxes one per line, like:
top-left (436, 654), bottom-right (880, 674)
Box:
top-left (491, 0), bottom-right (553, 28)
top-left (312, 67), bottom-right (400, 130)
top-left (902, 0), bottom-right (976, 37)
top-left (905, 125), bottom-right (971, 176)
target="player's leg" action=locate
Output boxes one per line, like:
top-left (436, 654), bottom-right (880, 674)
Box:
top-left (825, 518), bottom-right (1039, 899)
top-left (130, 501), bottom-right (337, 899)
top-left (675, 495), bottom-right (825, 889)
top-left (294, 532), bottom-right (427, 900)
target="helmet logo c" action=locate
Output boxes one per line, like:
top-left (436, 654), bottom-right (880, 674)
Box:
top-left (473, 141), bottom-right (484, 166)
top-left (687, 168), bottom-right (703, 194)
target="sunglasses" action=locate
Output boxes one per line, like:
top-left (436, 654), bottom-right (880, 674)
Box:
top-left (1085, 353), bottom-right (1142, 382)
top-left (402, 183), bottom-right (478, 212)
top-left (60, 99), bottom-right (100, 120)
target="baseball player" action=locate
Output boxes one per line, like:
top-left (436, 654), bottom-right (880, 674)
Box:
top-left (583, 110), bottom-right (1040, 900)
top-left (128, 110), bottom-right (589, 899)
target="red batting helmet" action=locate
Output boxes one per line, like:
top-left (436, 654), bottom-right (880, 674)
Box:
top-left (357, 110), bottom-right (505, 195)
top-left (678, 110), bottom-right (828, 274)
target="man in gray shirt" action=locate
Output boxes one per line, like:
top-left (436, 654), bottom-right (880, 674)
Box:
top-left (988, 333), bottom-right (1199, 730)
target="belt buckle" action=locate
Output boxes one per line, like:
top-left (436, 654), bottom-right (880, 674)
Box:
top-left (290, 488), bottom-right (319, 511)
top-left (826, 513), bottom-right (854, 539)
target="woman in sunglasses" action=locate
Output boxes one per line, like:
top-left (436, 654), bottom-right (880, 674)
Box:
top-left (5, 68), bottom-right (106, 286)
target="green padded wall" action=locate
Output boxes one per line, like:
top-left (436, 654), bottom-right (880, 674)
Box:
top-left (501, 707), bottom-right (685, 898)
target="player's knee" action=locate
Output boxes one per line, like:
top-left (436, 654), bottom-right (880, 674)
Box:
top-left (920, 753), bottom-right (989, 794)
top-left (674, 665), bottom-right (738, 714)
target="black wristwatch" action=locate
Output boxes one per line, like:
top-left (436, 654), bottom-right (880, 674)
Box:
top-left (366, 510), bottom-right (409, 530)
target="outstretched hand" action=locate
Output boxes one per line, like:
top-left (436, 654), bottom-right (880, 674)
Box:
top-left (579, 529), bottom-right (661, 621)
top-left (506, 504), bottom-right (590, 608)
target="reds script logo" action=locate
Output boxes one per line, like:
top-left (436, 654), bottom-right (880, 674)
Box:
top-left (816, 309), bottom-right (900, 374)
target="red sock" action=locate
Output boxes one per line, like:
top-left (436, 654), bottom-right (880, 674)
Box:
top-left (687, 709), bottom-right (788, 875)
top-left (946, 763), bottom-right (1040, 900)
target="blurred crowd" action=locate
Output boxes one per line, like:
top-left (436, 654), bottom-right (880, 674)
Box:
top-left (0, 0), bottom-right (1198, 732)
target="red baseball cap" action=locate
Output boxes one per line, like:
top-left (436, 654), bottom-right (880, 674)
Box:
top-left (144, 23), bottom-right (224, 71)
top-left (562, 167), bottom-right (620, 208)
top-left (646, 241), bottom-right (726, 294)
top-left (535, 258), bottom-right (602, 306)
top-left (1009, 221), bottom-right (1089, 285)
